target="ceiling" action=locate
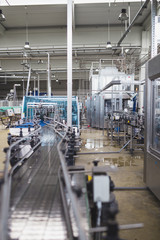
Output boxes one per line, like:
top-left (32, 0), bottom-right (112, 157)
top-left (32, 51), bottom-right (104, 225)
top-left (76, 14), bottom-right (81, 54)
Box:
top-left (0, 1), bottom-right (151, 97)
top-left (0, 2), bottom-right (150, 29)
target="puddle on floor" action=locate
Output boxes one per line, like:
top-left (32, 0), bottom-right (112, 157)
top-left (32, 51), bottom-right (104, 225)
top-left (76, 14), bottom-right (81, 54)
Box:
top-left (84, 139), bottom-right (110, 149)
top-left (103, 155), bottom-right (142, 167)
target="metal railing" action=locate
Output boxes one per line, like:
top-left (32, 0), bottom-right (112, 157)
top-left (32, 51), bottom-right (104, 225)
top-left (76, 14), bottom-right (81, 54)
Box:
top-left (0, 126), bottom-right (41, 240)
top-left (57, 132), bottom-right (89, 240)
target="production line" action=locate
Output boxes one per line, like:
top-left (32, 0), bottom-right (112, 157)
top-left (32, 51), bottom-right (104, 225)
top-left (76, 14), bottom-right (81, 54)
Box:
top-left (0, 96), bottom-right (145, 240)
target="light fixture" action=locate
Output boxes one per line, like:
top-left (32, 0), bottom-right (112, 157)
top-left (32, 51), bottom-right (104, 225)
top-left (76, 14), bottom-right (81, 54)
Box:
top-left (106, 41), bottom-right (112, 49)
top-left (24, 42), bottom-right (30, 49)
top-left (56, 79), bottom-right (59, 82)
top-left (0, 66), bottom-right (2, 71)
top-left (0, 10), bottom-right (6, 22)
top-left (95, 68), bottom-right (99, 72)
top-left (24, 7), bottom-right (30, 49)
top-left (118, 9), bottom-right (129, 22)
top-left (38, 59), bottom-right (43, 64)
top-left (125, 48), bottom-right (129, 53)
top-left (106, 4), bottom-right (112, 49)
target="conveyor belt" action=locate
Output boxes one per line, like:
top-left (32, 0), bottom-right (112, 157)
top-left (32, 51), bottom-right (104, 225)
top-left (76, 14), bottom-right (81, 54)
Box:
top-left (8, 127), bottom-right (67, 240)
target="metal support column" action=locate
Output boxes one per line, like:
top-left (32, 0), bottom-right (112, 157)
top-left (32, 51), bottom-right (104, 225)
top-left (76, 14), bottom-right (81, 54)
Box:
top-left (26, 67), bottom-right (31, 96)
top-left (38, 74), bottom-right (40, 96)
top-left (34, 77), bottom-right (36, 96)
top-left (151, 0), bottom-right (157, 58)
top-left (67, 0), bottom-right (73, 127)
top-left (47, 53), bottom-right (51, 97)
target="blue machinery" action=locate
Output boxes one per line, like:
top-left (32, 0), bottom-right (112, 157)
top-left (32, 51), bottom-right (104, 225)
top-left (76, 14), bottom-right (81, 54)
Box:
top-left (22, 96), bottom-right (80, 127)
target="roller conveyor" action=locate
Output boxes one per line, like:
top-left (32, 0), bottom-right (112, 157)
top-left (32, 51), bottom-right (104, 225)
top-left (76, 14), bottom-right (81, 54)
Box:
top-left (8, 127), bottom-right (67, 240)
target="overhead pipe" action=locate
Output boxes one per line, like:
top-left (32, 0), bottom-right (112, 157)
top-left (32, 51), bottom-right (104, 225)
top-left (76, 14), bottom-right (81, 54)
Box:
top-left (0, 45), bottom-right (141, 54)
top-left (25, 67), bottom-right (31, 96)
top-left (117, 0), bottom-right (150, 46)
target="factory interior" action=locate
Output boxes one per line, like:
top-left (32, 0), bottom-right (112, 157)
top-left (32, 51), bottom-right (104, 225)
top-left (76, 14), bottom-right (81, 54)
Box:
top-left (0, 0), bottom-right (160, 239)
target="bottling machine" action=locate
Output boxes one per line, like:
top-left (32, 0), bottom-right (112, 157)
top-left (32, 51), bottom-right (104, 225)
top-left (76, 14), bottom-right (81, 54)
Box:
top-left (22, 96), bottom-right (80, 127)
top-left (145, 53), bottom-right (160, 200)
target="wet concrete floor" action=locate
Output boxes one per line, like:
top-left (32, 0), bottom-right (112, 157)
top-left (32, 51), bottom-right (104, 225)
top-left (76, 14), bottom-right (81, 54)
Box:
top-left (77, 128), bottom-right (160, 240)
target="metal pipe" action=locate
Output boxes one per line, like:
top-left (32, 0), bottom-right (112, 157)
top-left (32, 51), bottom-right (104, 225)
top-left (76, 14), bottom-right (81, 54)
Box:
top-left (47, 52), bottom-right (51, 97)
top-left (26, 67), bottom-right (31, 96)
top-left (0, 76), bottom-right (28, 78)
top-left (67, 0), bottom-right (73, 127)
top-left (0, 45), bottom-right (141, 53)
top-left (151, 0), bottom-right (157, 58)
top-left (89, 223), bottom-right (144, 233)
top-left (38, 74), bottom-right (40, 96)
top-left (114, 187), bottom-right (147, 190)
top-left (58, 168), bottom-right (74, 240)
top-left (117, 0), bottom-right (150, 46)
top-left (34, 77), bottom-right (36, 96)
top-left (57, 139), bottom-right (88, 240)
top-left (128, 2), bottom-right (131, 26)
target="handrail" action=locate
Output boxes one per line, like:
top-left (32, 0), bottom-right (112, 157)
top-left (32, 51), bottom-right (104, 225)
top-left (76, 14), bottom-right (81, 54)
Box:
top-left (56, 130), bottom-right (88, 240)
top-left (0, 126), bottom-right (41, 240)
top-left (47, 120), bottom-right (88, 239)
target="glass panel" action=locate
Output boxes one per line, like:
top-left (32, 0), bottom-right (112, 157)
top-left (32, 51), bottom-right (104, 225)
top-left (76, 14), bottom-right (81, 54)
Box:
top-left (152, 78), bottom-right (160, 151)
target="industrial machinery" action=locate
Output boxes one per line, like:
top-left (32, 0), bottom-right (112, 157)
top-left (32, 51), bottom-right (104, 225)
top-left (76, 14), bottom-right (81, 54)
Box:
top-left (0, 84), bottom-right (22, 127)
top-left (145, 53), bottom-right (160, 200)
top-left (0, 117), bottom-right (144, 240)
top-left (22, 96), bottom-right (80, 127)
top-left (86, 63), bottom-right (145, 153)
top-left (7, 120), bottom-right (41, 166)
